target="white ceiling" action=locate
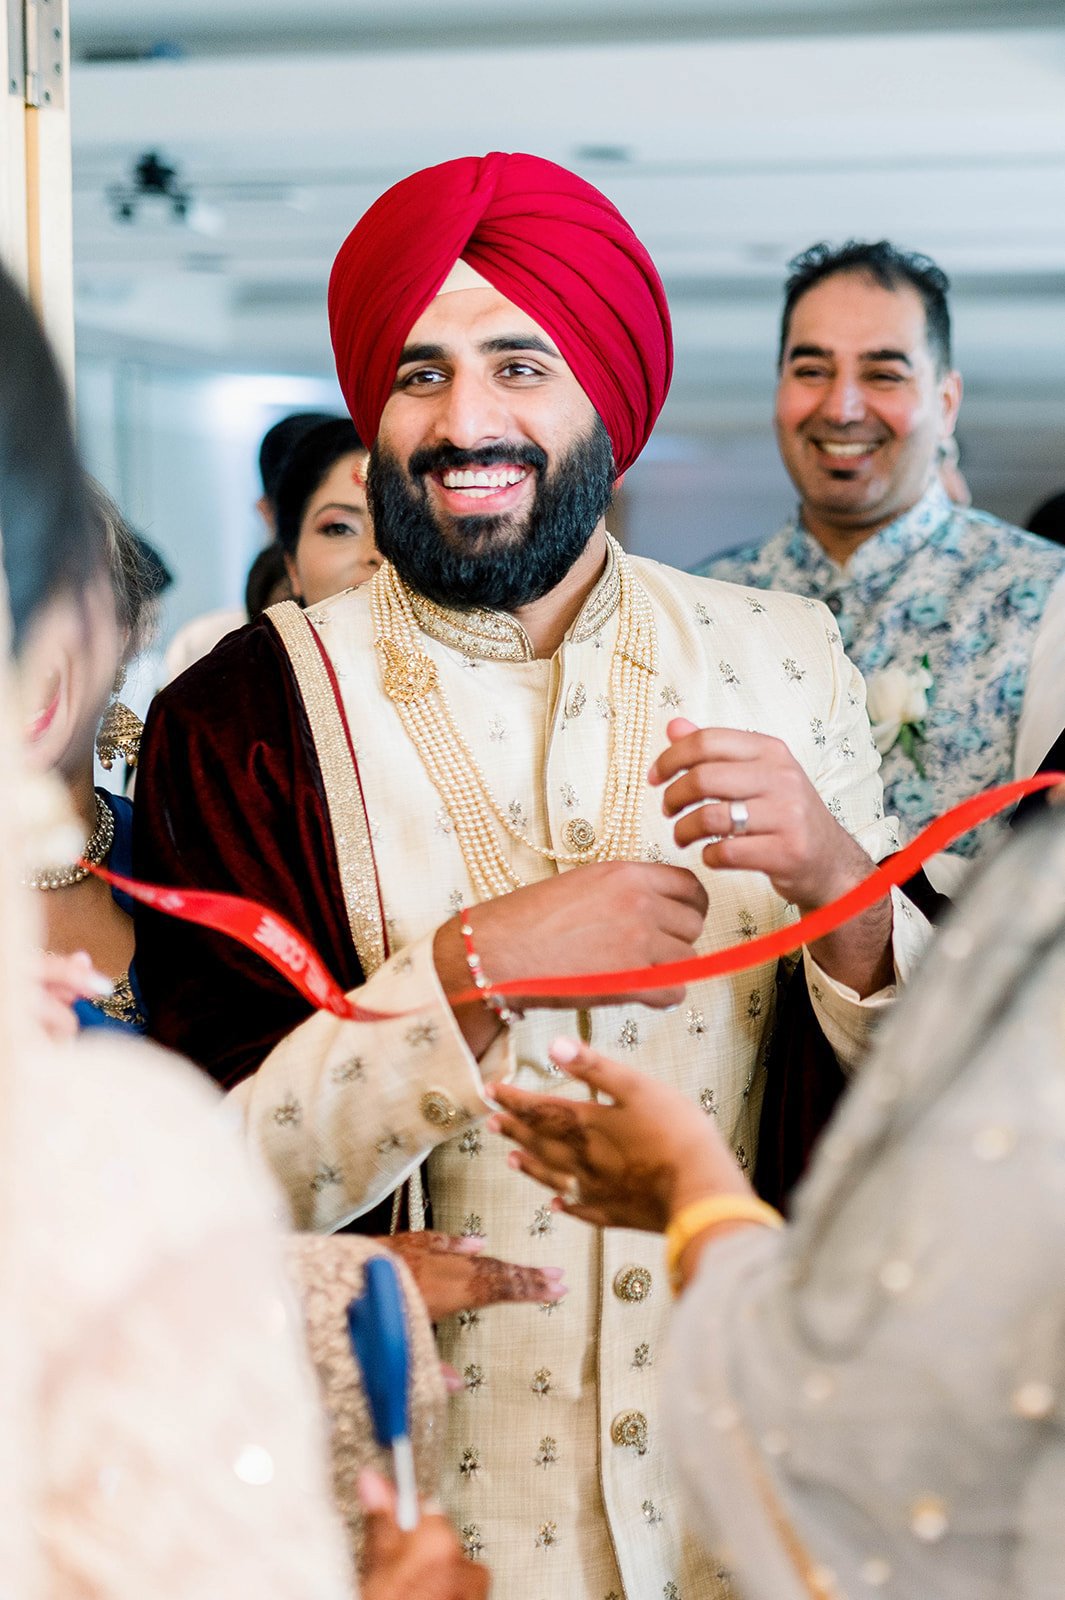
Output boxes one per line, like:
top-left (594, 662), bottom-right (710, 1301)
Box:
top-left (68, 5), bottom-right (1065, 479)
top-left (69, 0), bottom-right (1065, 55)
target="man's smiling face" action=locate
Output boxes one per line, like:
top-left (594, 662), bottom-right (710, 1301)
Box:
top-left (774, 270), bottom-right (961, 549)
top-left (369, 284), bottom-right (615, 610)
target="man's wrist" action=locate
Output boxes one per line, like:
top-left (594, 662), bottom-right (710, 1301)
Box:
top-left (432, 920), bottom-right (505, 1058)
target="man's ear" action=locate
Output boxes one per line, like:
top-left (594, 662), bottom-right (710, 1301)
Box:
top-left (939, 369), bottom-right (963, 436)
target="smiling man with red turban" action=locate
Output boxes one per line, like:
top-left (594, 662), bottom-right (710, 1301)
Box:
top-left (329, 150), bottom-right (672, 477)
top-left (136, 152), bottom-right (927, 1600)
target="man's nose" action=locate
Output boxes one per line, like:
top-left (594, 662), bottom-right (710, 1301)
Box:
top-left (819, 372), bottom-right (867, 425)
top-left (429, 369), bottom-right (509, 450)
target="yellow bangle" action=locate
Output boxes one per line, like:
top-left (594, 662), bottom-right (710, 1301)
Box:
top-left (665, 1194), bottom-right (783, 1293)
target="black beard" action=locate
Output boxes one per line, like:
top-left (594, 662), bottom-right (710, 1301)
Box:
top-left (367, 417), bottom-right (615, 612)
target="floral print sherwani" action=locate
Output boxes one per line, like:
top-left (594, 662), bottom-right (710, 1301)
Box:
top-left (700, 482), bottom-right (1065, 862)
top-left (228, 545), bottom-right (929, 1600)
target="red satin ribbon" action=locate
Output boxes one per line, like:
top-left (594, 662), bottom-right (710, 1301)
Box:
top-left (452, 770), bottom-right (1065, 1004)
top-left (88, 866), bottom-right (396, 1021)
top-left (90, 771), bottom-right (1063, 1018)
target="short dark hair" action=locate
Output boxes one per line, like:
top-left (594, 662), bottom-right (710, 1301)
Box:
top-left (244, 542), bottom-right (291, 615)
top-left (779, 240), bottom-right (953, 374)
top-left (258, 411), bottom-right (338, 505)
top-left (274, 418), bottom-right (365, 557)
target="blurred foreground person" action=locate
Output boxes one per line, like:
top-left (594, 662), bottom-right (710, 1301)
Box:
top-left (0, 264), bottom-right (486, 1600)
top-left (491, 813), bottom-right (1065, 1600)
top-left (22, 480), bottom-right (159, 1031)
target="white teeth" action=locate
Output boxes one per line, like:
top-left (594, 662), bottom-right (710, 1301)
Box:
top-left (818, 441), bottom-right (879, 458)
top-left (440, 468), bottom-right (528, 490)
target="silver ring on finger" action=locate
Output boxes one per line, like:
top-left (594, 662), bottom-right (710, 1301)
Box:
top-left (560, 1174), bottom-right (582, 1205)
top-left (727, 799), bottom-right (750, 837)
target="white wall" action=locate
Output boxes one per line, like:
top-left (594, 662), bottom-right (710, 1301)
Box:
top-left (76, 358), bottom-right (345, 641)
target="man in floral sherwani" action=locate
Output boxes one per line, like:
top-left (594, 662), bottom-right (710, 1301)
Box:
top-left (701, 240), bottom-right (1065, 892)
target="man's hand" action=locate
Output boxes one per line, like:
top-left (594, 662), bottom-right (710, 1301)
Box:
top-left (359, 1470), bottom-right (490, 1600)
top-left (377, 1231), bottom-right (566, 1321)
top-left (434, 861), bottom-right (708, 1052)
top-left (649, 718), bottom-right (894, 996)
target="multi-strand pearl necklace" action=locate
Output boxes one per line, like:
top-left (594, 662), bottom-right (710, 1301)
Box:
top-left (371, 537), bottom-right (658, 902)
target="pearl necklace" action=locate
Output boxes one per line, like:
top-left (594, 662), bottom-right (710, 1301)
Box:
top-left (371, 536), bottom-right (658, 901)
top-left (29, 792), bottom-right (115, 891)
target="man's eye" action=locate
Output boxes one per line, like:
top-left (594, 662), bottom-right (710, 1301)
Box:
top-left (793, 367), bottom-right (829, 381)
top-left (398, 368), bottom-right (446, 389)
top-left (867, 371), bottom-right (905, 385)
top-left (500, 361), bottom-right (540, 378)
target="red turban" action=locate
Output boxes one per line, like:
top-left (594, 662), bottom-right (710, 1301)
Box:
top-left (328, 152), bottom-right (672, 476)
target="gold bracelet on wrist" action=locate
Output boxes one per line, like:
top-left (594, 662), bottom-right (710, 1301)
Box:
top-left (665, 1194), bottom-right (783, 1294)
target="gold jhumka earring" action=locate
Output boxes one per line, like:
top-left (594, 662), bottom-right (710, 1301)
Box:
top-left (96, 699), bottom-right (144, 771)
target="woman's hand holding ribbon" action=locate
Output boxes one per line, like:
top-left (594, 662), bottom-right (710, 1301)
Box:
top-left (486, 1037), bottom-right (750, 1234)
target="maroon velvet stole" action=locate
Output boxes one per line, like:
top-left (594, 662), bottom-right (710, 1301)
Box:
top-left (133, 615), bottom-right (405, 1234)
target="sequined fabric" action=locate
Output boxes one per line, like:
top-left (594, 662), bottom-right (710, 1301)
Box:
top-left (664, 813), bottom-right (1065, 1600)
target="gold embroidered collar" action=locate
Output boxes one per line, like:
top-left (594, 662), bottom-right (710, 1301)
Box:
top-left (406, 535), bottom-right (623, 662)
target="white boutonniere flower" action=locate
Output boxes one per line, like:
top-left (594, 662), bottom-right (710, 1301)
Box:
top-left (865, 657), bottom-right (934, 777)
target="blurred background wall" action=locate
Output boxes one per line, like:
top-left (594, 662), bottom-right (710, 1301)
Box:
top-left (68, 1), bottom-right (1065, 639)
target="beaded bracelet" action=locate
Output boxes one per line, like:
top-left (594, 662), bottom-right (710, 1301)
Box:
top-left (665, 1193), bottom-right (783, 1294)
top-left (459, 909), bottom-right (521, 1027)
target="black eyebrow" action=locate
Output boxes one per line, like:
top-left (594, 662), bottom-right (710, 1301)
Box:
top-left (786, 342), bottom-right (913, 368)
top-left (786, 343), bottom-right (831, 362)
top-left (478, 334), bottom-right (561, 358)
top-left (397, 342), bottom-right (447, 366)
top-left (396, 333), bottom-right (561, 368)
top-left (861, 348), bottom-right (913, 367)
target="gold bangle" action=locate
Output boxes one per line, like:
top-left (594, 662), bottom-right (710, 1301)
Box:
top-left (665, 1194), bottom-right (783, 1294)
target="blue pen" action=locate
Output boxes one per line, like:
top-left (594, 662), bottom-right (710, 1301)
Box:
top-left (346, 1255), bottom-right (419, 1531)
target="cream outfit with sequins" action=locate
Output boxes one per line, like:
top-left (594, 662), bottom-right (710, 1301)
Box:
top-left (663, 813), bottom-right (1065, 1600)
top-left (230, 545), bottom-right (930, 1600)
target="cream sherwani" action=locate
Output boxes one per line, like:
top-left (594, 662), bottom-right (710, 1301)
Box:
top-left (230, 543), bottom-right (929, 1599)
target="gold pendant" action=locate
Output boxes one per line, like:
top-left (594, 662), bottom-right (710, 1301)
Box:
top-left (377, 637), bottom-right (439, 704)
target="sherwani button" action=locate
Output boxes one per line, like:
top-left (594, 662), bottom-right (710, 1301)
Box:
top-left (420, 1090), bottom-right (458, 1127)
top-left (614, 1265), bottom-right (653, 1303)
top-left (563, 817), bottom-right (596, 852)
top-left (610, 1410), bottom-right (649, 1454)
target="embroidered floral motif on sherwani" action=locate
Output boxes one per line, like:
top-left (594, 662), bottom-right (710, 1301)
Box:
top-left (702, 480), bottom-right (1065, 857)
